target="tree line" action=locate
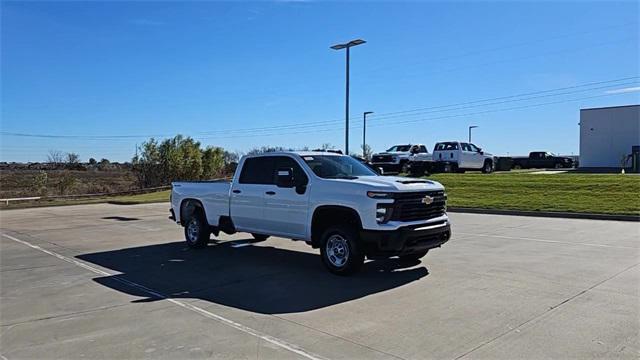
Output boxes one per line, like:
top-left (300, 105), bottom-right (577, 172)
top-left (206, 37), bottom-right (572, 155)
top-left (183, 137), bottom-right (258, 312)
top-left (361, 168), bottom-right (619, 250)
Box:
top-left (132, 135), bottom-right (238, 188)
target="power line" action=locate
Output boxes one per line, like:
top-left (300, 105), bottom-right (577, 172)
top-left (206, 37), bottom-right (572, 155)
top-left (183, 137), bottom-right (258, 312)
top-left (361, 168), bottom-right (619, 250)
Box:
top-left (2, 76), bottom-right (636, 140)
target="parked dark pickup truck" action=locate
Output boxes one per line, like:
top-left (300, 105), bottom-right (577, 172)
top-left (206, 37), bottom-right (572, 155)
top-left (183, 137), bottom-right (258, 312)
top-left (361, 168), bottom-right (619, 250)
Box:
top-left (512, 152), bottom-right (574, 169)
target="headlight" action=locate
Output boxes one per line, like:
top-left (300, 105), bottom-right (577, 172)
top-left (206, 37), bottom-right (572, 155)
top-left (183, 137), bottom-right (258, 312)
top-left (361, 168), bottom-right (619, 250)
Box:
top-left (376, 204), bottom-right (393, 223)
top-left (367, 191), bottom-right (392, 199)
top-left (392, 156), bottom-right (398, 162)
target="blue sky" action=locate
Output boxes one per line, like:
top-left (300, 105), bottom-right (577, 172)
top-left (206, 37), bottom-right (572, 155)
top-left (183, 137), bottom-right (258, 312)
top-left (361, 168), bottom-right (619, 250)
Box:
top-left (1, 0), bottom-right (639, 162)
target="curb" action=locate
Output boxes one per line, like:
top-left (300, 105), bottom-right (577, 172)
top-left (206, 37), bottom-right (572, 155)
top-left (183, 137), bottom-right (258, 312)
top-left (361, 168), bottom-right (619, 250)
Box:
top-left (447, 207), bottom-right (640, 222)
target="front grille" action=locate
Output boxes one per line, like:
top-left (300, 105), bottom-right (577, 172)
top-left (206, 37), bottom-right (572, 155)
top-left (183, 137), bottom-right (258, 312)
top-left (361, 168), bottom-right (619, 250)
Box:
top-left (390, 191), bottom-right (446, 222)
top-left (372, 155), bottom-right (393, 163)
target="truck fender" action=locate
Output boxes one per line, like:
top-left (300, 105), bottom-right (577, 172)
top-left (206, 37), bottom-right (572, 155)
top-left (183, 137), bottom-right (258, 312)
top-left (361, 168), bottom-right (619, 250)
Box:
top-left (310, 205), bottom-right (363, 249)
top-left (180, 199), bottom-right (208, 227)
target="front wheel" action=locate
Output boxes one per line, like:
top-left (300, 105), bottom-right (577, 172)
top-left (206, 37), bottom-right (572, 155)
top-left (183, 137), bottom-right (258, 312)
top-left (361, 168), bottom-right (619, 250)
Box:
top-left (554, 163), bottom-right (563, 169)
top-left (482, 160), bottom-right (493, 174)
top-left (320, 225), bottom-right (365, 275)
top-left (184, 215), bottom-right (210, 248)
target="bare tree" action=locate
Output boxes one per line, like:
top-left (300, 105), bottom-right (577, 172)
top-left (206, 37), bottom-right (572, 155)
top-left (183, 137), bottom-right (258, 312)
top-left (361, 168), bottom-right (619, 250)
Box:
top-left (47, 150), bottom-right (64, 164)
top-left (362, 144), bottom-right (372, 161)
top-left (66, 152), bottom-right (80, 165)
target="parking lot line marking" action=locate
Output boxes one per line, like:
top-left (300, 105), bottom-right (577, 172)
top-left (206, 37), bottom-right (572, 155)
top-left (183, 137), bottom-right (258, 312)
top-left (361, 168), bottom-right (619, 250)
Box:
top-left (457, 232), bottom-right (637, 250)
top-left (1, 233), bottom-right (326, 360)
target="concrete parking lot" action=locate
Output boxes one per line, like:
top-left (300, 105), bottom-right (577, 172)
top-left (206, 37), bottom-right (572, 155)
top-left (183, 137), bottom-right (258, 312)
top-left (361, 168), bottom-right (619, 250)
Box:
top-left (1, 203), bottom-right (638, 359)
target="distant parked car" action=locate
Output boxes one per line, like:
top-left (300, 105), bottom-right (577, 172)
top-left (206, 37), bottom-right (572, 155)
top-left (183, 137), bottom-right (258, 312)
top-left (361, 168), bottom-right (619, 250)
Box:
top-left (512, 152), bottom-right (574, 169)
top-left (432, 141), bottom-right (494, 173)
top-left (371, 144), bottom-right (429, 173)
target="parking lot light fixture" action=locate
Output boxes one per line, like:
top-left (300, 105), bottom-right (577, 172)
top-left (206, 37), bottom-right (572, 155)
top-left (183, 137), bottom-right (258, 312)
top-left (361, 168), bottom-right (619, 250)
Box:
top-left (468, 125), bottom-right (478, 143)
top-left (331, 39), bottom-right (366, 155)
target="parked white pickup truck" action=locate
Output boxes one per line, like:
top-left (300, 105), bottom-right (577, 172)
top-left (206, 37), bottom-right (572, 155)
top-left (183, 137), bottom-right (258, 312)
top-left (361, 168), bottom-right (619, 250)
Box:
top-left (433, 141), bottom-right (495, 173)
top-left (370, 144), bottom-right (430, 173)
top-left (170, 152), bottom-right (451, 275)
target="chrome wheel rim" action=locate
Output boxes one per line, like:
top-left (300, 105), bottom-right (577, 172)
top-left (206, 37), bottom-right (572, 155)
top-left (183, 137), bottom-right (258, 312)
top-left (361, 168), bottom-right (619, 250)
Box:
top-left (326, 234), bottom-right (349, 268)
top-left (187, 220), bottom-right (199, 243)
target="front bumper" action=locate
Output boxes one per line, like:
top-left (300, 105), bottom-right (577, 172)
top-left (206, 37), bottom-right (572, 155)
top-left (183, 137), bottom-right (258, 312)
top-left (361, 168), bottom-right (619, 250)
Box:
top-left (360, 221), bottom-right (451, 257)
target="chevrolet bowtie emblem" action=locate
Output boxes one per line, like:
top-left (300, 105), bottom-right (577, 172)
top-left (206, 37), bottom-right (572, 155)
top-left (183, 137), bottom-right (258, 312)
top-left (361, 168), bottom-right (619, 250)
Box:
top-left (422, 196), bottom-right (434, 205)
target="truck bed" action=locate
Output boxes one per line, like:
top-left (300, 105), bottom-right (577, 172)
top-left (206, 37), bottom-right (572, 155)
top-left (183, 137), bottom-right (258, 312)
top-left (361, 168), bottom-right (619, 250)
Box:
top-left (171, 180), bottom-right (232, 226)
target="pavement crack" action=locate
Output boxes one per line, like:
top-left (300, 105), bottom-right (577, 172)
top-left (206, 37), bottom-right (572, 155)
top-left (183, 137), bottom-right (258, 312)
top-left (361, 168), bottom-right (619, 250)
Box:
top-left (454, 262), bottom-right (640, 359)
top-left (1, 302), bottom-right (132, 328)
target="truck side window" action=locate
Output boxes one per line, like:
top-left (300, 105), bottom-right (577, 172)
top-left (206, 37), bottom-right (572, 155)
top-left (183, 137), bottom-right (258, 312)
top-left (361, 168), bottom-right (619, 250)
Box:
top-left (239, 157), bottom-right (275, 184)
top-left (419, 145), bottom-right (428, 153)
top-left (273, 156), bottom-right (308, 186)
top-left (461, 143), bottom-right (472, 152)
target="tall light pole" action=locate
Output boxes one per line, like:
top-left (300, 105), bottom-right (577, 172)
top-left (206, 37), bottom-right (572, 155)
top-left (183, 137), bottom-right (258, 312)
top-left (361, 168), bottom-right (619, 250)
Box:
top-left (468, 125), bottom-right (478, 143)
top-left (362, 111), bottom-right (373, 158)
top-left (331, 39), bottom-right (366, 155)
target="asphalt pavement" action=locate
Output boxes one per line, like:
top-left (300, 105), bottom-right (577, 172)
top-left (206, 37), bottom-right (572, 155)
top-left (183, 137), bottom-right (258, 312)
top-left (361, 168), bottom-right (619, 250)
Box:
top-left (1, 203), bottom-right (638, 359)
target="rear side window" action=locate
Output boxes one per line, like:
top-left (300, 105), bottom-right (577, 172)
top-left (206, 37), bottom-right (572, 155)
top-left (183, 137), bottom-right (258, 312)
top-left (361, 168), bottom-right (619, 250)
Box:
top-left (239, 157), bottom-right (275, 184)
top-left (434, 142), bottom-right (459, 151)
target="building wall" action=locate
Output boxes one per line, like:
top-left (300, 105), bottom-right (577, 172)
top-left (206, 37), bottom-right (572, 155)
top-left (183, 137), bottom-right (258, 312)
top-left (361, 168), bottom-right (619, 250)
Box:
top-left (579, 105), bottom-right (640, 168)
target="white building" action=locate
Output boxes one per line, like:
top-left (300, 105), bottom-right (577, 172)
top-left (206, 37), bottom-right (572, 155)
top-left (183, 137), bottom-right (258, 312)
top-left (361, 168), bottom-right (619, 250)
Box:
top-left (579, 105), bottom-right (640, 168)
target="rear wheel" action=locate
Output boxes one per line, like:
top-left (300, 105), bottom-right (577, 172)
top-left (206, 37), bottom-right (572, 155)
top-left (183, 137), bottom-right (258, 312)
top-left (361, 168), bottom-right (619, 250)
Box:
top-left (399, 250), bottom-right (429, 262)
top-left (184, 213), bottom-right (210, 248)
top-left (513, 164), bottom-right (522, 170)
top-left (320, 225), bottom-right (364, 275)
top-left (554, 163), bottom-right (562, 169)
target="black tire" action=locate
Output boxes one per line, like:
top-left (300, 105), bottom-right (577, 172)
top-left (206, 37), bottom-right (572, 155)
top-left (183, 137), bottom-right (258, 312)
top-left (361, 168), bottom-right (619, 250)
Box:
top-left (251, 233), bottom-right (269, 242)
top-left (482, 160), bottom-right (493, 174)
top-left (399, 250), bottom-right (429, 262)
top-left (513, 164), bottom-right (522, 170)
top-left (400, 160), bottom-right (409, 174)
top-left (409, 164), bottom-right (423, 177)
top-left (319, 225), bottom-right (365, 275)
top-left (184, 213), bottom-right (210, 248)
top-left (554, 163), bottom-right (562, 169)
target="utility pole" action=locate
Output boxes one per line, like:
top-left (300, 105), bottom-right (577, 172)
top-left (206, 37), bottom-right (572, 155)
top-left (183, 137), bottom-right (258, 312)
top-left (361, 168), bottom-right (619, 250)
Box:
top-left (331, 39), bottom-right (366, 155)
top-left (363, 111), bottom-right (373, 159)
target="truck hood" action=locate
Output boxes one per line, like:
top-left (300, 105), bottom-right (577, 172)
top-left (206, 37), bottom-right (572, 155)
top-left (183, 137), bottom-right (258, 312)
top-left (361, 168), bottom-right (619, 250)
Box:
top-left (339, 175), bottom-right (444, 192)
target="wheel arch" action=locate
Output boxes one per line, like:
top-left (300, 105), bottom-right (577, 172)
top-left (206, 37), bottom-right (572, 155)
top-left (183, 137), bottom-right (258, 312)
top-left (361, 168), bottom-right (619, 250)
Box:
top-left (180, 198), bottom-right (207, 227)
top-left (310, 205), bottom-right (363, 249)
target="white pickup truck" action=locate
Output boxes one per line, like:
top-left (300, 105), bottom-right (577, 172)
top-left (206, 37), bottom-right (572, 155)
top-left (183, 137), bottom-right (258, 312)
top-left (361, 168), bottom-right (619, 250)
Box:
top-left (370, 144), bottom-right (430, 173)
top-left (170, 152), bottom-right (451, 275)
top-left (433, 141), bottom-right (495, 173)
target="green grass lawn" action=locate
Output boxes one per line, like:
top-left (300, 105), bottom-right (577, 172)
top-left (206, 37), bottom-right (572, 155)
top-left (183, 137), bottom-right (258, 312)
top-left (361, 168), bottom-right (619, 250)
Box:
top-left (2, 174), bottom-right (639, 216)
top-left (427, 173), bottom-right (640, 215)
top-left (107, 190), bottom-right (170, 205)
top-left (0, 190), bottom-right (170, 210)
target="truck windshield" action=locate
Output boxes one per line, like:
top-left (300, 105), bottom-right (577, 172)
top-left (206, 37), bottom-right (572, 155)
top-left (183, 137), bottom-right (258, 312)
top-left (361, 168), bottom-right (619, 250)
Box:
top-left (386, 145), bottom-right (411, 152)
top-left (302, 155), bottom-right (377, 179)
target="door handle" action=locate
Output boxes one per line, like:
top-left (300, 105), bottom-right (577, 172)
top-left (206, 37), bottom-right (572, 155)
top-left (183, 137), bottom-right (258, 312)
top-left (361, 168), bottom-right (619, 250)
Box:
top-left (232, 189), bottom-right (241, 194)
top-left (265, 191), bottom-right (276, 195)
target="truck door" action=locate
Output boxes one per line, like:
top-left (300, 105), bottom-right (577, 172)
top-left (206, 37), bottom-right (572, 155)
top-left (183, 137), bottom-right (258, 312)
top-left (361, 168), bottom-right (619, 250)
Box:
top-left (230, 156), bottom-right (275, 234)
top-left (261, 156), bottom-right (310, 238)
top-left (469, 143), bottom-right (485, 169)
top-left (460, 143), bottom-right (478, 169)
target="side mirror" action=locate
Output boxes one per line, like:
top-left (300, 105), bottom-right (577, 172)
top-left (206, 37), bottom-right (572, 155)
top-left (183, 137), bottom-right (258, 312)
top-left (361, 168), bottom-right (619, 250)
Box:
top-left (276, 168), bottom-right (294, 188)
